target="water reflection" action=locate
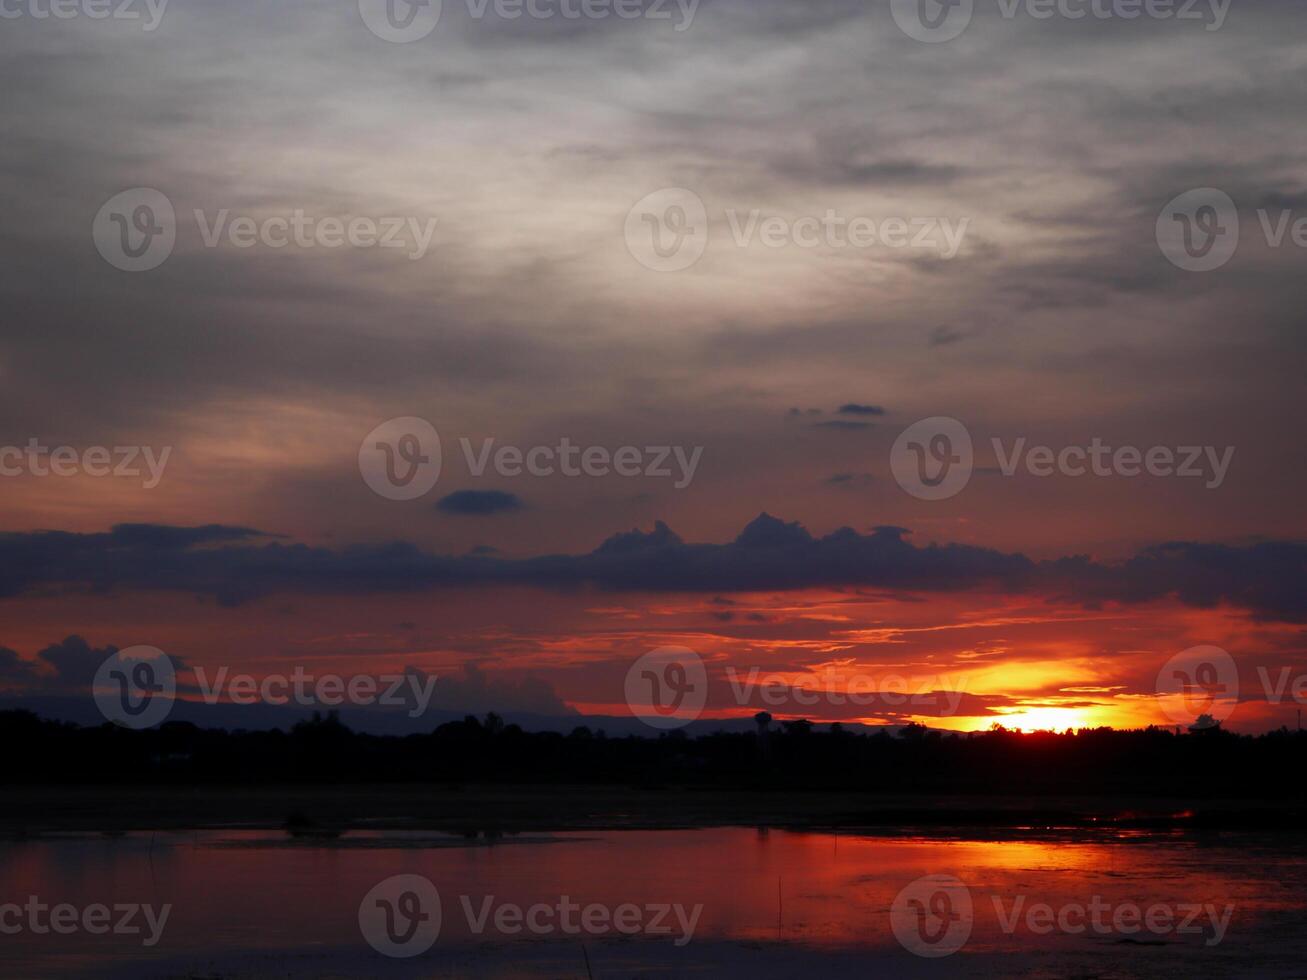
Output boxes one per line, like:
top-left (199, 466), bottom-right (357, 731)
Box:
top-left (1, 828), bottom-right (1304, 977)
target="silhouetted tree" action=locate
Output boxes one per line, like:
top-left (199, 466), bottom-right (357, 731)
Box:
top-left (3, 709), bottom-right (1303, 803)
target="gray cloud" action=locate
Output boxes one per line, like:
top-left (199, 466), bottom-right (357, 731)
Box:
top-left (1, 518), bottom-right (1305, 622)
top-left (0, 0), bottom-right (1303, 567)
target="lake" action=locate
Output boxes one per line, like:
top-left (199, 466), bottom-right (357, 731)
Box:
top-left (2, 826), bottom-right (1305, 977)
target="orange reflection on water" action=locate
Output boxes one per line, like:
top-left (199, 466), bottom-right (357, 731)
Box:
top-left (0, 827), bottom-right (1303, 977)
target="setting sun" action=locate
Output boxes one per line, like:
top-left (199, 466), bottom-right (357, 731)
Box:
top-left (992, 706), bottom-right (1097, 733)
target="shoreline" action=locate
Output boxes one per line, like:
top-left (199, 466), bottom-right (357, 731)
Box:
top-left (3, 784), bottom-right (1304, 836)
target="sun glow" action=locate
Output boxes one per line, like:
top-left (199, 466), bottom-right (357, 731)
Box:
top-left (993, 706), bottom-right (1098, 733)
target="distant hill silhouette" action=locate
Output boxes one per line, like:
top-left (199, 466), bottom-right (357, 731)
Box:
top-left (0, 695), bottom-right (892, 738)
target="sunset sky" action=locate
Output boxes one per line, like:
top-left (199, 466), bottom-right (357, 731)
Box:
top-left (2, 0), bottom-right (1305, 733)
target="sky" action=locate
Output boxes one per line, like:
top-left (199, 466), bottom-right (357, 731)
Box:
top-left (1, 0), bottom-right (1305, 733)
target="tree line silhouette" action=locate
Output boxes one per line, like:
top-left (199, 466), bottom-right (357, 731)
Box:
top-left (2, 709), bottom-right (1305, 801)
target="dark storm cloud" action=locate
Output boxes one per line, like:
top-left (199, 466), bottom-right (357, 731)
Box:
top-left (1, 517), bottom-right (1304, 622)
top-left (0, 646), bottom-right (39, 682)
top-left (1042, 541), bottom-right (1307, 624)
top-left (0, 635), bottom-right (190, 694)
top-left (31, 635), bottom-right (117, 690)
